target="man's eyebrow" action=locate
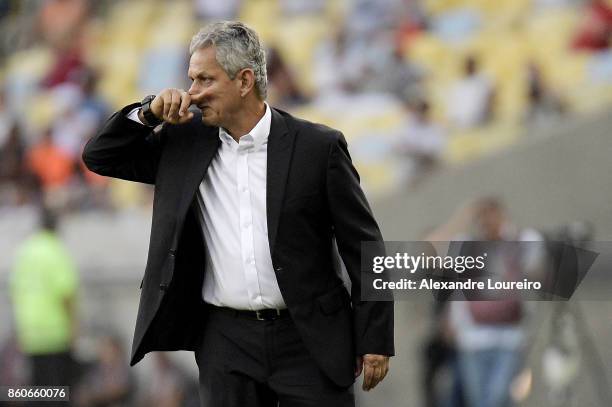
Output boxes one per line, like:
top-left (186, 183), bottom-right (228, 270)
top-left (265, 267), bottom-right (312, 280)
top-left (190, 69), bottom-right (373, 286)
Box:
top-left (188, 71), bottom-right (209, 80)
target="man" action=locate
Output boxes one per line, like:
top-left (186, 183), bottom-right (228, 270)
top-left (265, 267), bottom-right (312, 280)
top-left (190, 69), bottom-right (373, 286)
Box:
top-left (428, 198), bottom-right (544, 407)
top-left (9, 208), bottom-right (78, 394)
top-left (82, 21), bottom-right (394, 406)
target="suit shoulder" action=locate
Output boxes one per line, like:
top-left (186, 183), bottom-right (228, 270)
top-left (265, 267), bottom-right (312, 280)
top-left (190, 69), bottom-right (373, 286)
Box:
top-left (275, 108), bottom-right (344, 146)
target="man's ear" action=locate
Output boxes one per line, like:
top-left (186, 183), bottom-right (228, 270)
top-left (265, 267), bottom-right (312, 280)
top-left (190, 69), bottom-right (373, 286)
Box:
top-left (237, 68), bottom-right (255, 97)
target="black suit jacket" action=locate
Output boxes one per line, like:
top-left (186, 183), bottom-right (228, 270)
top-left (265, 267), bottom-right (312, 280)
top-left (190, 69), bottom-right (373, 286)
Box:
top-left (82, 104), bottom-right (394, 387)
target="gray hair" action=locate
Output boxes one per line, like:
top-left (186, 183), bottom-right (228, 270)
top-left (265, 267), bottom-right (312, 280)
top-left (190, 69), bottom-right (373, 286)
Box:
top-left (189, 21), bottom-right (267, 99)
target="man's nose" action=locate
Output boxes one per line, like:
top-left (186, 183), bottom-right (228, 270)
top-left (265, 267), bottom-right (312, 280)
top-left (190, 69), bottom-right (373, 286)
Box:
top-left (189, 87), bottom-right (205, 103)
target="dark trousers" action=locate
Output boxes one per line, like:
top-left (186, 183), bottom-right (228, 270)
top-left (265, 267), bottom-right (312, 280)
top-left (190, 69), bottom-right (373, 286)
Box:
top-left (194, 307), bottom-right (355, 407)
top-left (28, 351), bottom-right (73, 406)
top-left (30, 351), bottom-right (72, 386)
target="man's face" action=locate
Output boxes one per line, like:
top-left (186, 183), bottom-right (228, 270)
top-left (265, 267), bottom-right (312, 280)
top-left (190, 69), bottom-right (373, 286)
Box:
top-left (476, 205), bottom-right (505, 240)
top-left (187, 46), bottom-right (242, 128)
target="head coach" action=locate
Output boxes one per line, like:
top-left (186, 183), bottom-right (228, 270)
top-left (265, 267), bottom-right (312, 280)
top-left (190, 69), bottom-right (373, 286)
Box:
top-left (82, 20), bottom-right (394, 407)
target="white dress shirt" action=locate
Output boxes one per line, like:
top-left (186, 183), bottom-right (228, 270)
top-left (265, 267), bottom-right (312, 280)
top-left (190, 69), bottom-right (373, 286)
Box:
top-left (128, 103), bottom-right (285, 310)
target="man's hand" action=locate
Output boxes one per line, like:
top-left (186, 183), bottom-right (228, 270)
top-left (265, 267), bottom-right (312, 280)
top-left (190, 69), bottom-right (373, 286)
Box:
top-left (355, 354), bottom-right (390, 391)
top-left (149, 88), bottom-right (194, 124)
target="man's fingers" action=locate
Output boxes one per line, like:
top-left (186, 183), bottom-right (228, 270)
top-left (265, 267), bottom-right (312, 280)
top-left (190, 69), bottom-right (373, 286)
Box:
top-left (371, 366), bottom-right (385, 391)
top-left (179, 91), bottom-right (191, 117)
top-left (168, 90), bottom-right (181, 122)
top-left (381, 359), bottom-right (389, 381)
top-left (371, 366), bottom-right (382, 391)
top-left (360, 354), bottom-right (390, 391)
top-left (177, 111), bottom-right (194, 124)
top-left (162, 91), bottom-right (171, 120)
top-left (362, 364), bottom-right (374, 391)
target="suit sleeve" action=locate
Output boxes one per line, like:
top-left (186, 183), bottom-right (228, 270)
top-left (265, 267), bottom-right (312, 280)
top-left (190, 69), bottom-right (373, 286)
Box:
top-left (82, 103), bottom-right (163, 184)
top-left (326, 131), bottom-right (395, 357)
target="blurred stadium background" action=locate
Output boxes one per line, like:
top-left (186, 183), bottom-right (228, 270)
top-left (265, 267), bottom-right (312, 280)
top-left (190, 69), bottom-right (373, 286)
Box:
top-left (0, 0), bottom-right (611, 406)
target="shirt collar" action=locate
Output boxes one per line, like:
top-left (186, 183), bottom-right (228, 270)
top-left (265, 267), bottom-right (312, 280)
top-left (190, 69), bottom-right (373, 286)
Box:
top-left (218, 102), bottom-right (271, 151)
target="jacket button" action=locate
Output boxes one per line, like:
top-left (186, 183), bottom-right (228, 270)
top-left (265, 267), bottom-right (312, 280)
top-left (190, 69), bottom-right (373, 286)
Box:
top-left (159, 283), bottom-right (168, 291)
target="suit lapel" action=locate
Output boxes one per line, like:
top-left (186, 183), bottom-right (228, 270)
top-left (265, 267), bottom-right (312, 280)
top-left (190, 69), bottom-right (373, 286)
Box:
top-left (267, 108), bottom-right (295, 255)
top-left (177, 122), bottom-right (220, 218)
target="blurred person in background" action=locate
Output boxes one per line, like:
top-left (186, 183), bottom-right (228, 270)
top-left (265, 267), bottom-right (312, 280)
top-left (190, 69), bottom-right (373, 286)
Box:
top-left (427, 197), bottom-right (545, 407)
top-left (313, 27), bottom-right (362, 94)
top-left (138, 353), bottom-right (199, 407)
top-left (26, 128), bottom-right (76, 208)
top-left (572, 0), bottom-right (612, 51)
top-left (26, 127), bottom-right (75, 189)
top-left (77, 69), bottom-right (110, 134)
top-left (427, 198), bottom-right (544, 407)
top-left (73, 334), bottom-right (134, 407)
top-left (0, 123), bottom-right (29, 206)
top-left (82, 20), bottom-right (393, 407)
top-left (524, 63), bottom-right (566, 129)
top-left (37, 0), bottom-right (89, 88)
top-left (8, 207), bottom-right (79, 390)
top-left (0, 86), bottom-right (12, 146)
top-left (0, 124), bottom-right (26, 183)
top-left (265, 47), bottom-right (309, 109)
top-left (446, 56), bottom-right (495, 129)
top-left (421, 299), bottom-right (466, 407)
top-left (396, 98), bottom-right (446, 187)
top-left (364, 42), bottom-right (426, 100)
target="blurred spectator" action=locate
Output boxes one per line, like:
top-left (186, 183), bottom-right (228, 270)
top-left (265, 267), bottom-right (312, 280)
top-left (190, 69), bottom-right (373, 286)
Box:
top-left (9, 207), bottom-right (78, 388)
top-left (313, 27), bottom-right (361, 94)
top-left (0, 87), bottom-right (13, 146)
top-left (572, 0), bottom-right (612, 51)
top-left (41, 45), bottom-right (86, 89)
top-left (428, 198), bottom-right (545, 407)
top-left (37, 0), bottom-right (89, 50)
top-left (266, 47), bottom-right (309, 108)
top-left (366, 44), bottom-right (426, 100)
top-left (446, 56), bottom-right (495, 129)
top-left (524, 63), bottom-right (566, 128)
top-left (36, 0), bottom-right (90, 90)
top-left (0, 122), bottom-right (37, 207)
top-left (74, 334), bottom-right (134, 407)
top-left (396, 99), bottom-right (446, 186)
top-left (421, 300), bottom-right (466, 407)
top-left (138, 353), bottom-right (199, 407)
top-left (394, 0), bottom-right (427, 50)
top-left (26, 128), bottom-right (75, 192)
top-left (314, 25), bottom-right (424, 100)
top-left (0, 123), bottom-right (26, 183)
top-left (50, 83), bottom-right (90, 159)
top-left (78, 69), bottom-right (110, 134)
